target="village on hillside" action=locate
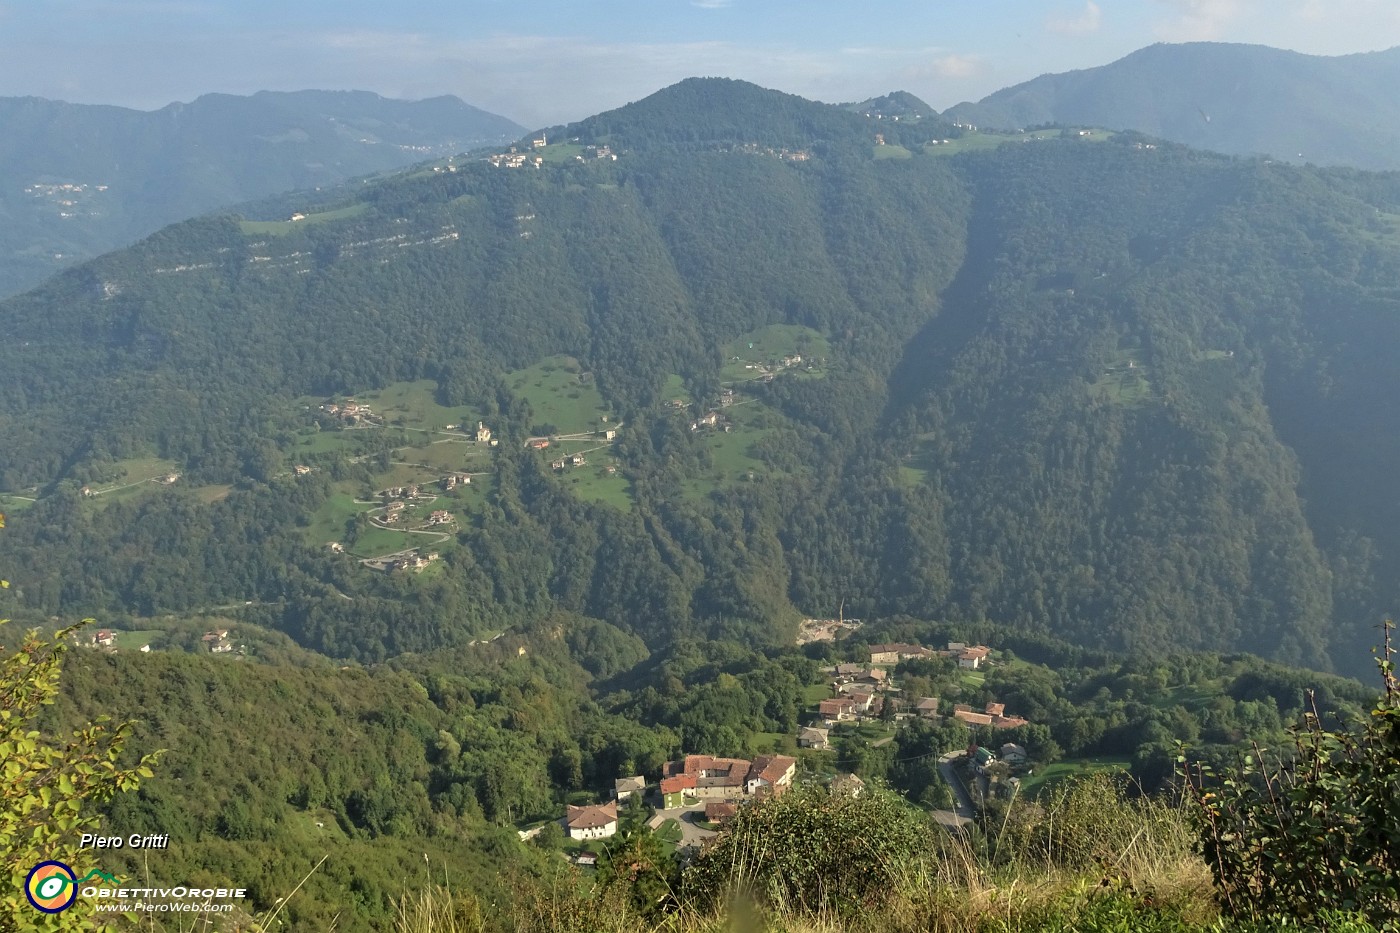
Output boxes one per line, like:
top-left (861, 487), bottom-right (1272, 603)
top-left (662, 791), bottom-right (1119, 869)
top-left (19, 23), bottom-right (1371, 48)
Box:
top-left (546, 638), bottom-right (1042, 864)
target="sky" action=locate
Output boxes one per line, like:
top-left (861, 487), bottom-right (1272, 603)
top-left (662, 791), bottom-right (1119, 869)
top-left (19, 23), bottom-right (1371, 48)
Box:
top-left (1, 0), bottom-right (1399, 127)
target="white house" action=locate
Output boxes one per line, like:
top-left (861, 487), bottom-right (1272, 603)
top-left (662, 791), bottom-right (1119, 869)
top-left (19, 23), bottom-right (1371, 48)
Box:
top-left (563, 801), bottom-right (618, 840)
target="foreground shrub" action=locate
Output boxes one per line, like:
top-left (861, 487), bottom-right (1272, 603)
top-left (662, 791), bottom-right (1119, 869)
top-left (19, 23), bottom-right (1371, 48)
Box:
top-left (1183, 625), bottom-right (1400, 929)
top-left (682, 782), bottom-right (934, 917)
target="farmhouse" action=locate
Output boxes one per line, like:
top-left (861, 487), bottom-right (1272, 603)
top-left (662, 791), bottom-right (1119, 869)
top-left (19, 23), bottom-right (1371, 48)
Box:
top-left (563, 801), bottom-right (618, 841)
top-left (867, 643), bottom-right (934, 665)
top-left (660, 774), bottom-right (697, 809)
top-left (957, 645), bottom-right (991, 669)
top-left (614, 775), bottom-right (646, 801)
top-left (704, 801), bottom-right (739, 826)
top-left (818, 697), bottom-right (857, 722)
top-left (830, 772), bottom-right (865, 797)
top-left (797, 726), bottom-right (829, 749)
top-left (661, 754), bottom-right (797, 802)
top-left (202, 630), bottom-right (233, 654)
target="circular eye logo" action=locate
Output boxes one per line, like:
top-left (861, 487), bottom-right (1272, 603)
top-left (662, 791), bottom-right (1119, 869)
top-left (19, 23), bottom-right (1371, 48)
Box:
top-left (25, 861), bottom-right (78, 914)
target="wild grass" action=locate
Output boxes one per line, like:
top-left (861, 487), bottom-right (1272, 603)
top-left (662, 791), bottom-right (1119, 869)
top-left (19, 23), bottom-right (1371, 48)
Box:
top-left (476, 774), bottom-right (1319, 933)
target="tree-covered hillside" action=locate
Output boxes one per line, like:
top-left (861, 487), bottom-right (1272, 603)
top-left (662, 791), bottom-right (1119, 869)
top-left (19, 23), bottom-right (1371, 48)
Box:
top-left (0, 90), bottom-right (524, 298)
top-left (2, 78), bottom-right (1399, 675)
top-left (943, 42), bottom-right (1400, 171)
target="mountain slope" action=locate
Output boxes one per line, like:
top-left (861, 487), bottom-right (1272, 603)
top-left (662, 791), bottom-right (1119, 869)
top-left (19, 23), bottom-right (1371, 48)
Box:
top-left (0, 90), bottom-right (524, 298)
top-left (943, 43), bottom-right (1400, 170)
top-left (1, 79), bottom-right (1398, 676)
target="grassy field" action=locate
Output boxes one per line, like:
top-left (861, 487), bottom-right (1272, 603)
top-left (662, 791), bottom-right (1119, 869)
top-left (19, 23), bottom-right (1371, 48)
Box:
top-left (873, 144), bottom-right (913, 160)
top-left (720, 324), bottom-right (830, 384)
top-left (349, 526), bottom-right (430, 559)
top-left (680, 404), bottom-right (788, 501)
top-left (897, 434), bottom-right (939, 488)
top-left (394, 440), bottom-right (489, 474)
top-left (538, 142), bottom-right (585, 163)
top-left (190, 484), bottom-right (234, 504)
top-left (1090, 349), bottom-right (1153, 406)
top-left (506, 356), bottom-right (612, 435)
top-left (0, 493), bottom-right (36, 513)
top-left (662, 373), bottom-right (692, 407)
top-left (355, 380), bottom-right (482, 433)
top-left (556, 455), bottom-right (633, 510)
top-left (751, 731), bottom-right (799, 755)
top-left (288, 428), bottom-right (362, 458)
top-left (239, 202), bottom-right (368, 236)
top-left (925, 129), bottom-right (1116, 157)
top-left (304, 492), bottom-right (363, 547)
top-left (1018, 757), bottom-right (1133, 798)
top-left (112, 629), bottom-right (163, 651)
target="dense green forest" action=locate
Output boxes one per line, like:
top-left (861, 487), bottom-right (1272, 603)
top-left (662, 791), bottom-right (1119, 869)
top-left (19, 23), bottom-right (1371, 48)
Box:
top-left (3, 77), bottom-right (1400, 681)
top-left (33, 611), bottom-right (1378, 929)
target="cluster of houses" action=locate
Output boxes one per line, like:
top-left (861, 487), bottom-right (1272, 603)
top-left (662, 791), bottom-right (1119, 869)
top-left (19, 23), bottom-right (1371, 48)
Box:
top-left (731, 142), bottom-right (811, 162)
top-left (798, 641), bottom-right (1030, 746)
top-left (659, 754), bottom-right (799, 807)
top-left (202, 628), bottom-right (234, 654)
top-left (487, 149), bottom-right (544, 169)
top-left (867, 641), bottom-right (991, 670)
top-left (575, 145), bottom-right (616, 161)
top-left (560, 754), bottom-right (799, 842)
top-left (816, 662), bottom-right (893, 726)
top-left (551, 454), bottom-right (588, 471)
top-left (950, 701), bottom-right (1028, 730)
top-left (561, 757), bottom-right (867, 847)
top-left (80, 629), bottom-right (151, 653)
top-left (318, 399), bottom-right (378, 424)
top-left (689, 410), bottom-right (731, 433)
top-left (389, 552), bottom-right (440, 573)
top-left (441, 473), bottom-right (472, 490)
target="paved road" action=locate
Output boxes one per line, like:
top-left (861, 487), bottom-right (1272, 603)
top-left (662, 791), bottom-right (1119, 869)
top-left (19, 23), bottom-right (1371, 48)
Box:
top-left (649, 802), bottom-right (716, 849)
top-left (938, 753), bottom-right (977, 825)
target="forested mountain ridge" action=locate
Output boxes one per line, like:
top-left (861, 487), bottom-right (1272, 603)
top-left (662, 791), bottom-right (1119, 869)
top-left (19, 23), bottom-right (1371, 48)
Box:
top-left (2, 78), bottom-right (1399, 676)
top-left (0, 89), bottom-right (524, 298)
top-left (943, 42), bottom-right (1400, 170)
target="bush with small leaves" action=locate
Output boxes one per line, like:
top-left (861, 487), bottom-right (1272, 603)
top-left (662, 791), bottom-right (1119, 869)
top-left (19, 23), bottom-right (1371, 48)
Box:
top-left (1182, 623), bottom-right (1400, 930)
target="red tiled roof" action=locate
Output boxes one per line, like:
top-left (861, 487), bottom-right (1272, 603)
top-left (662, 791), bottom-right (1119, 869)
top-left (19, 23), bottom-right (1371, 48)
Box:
top-left (954, 710), bottom-right (995, 726)
top-left (659, 774), bottom-right (697, 794)
top-left (705, 801), bottom-right (738, 822)
top-left (749, 755), bottom-right (796, 786)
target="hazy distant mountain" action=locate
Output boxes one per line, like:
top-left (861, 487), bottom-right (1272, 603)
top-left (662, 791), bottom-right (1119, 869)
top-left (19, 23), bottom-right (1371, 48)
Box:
top-left (944, 42), bottom-right (1400, 170)
top-left (0, 90), bottom-right (524, 297)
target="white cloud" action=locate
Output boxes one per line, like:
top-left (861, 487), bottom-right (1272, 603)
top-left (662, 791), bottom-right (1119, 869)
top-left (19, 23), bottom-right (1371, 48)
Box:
top-left (1153, 0), bottom-right (1246, 41)
top-left (924, 53), bottom-right (982, 79)
top-left (1047, 1), bottom-right (1102, 36)
top-left (691, 0), bottom-right (732, 8)
top-left (307, 31), bottom-right (882, 125)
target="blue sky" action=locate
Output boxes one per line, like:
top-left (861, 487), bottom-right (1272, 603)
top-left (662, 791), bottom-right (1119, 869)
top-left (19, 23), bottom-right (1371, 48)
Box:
top-left (1, 0), bottom-right (1398, 126)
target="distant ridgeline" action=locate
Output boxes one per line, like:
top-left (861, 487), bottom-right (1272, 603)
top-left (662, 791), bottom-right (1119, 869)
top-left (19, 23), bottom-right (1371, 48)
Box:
top-left (2, 77), bottom-right (1400, 674)
top-left (0, 90), bottom-right (525, 298)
